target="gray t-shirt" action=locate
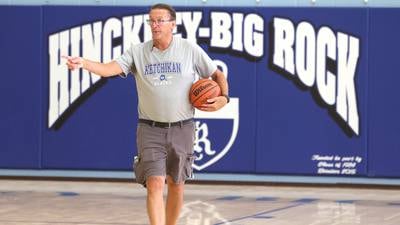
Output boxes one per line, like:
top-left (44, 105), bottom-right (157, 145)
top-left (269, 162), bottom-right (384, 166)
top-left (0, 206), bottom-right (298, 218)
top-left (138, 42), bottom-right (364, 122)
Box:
top-left (116, 37), bottom-right (217, 122)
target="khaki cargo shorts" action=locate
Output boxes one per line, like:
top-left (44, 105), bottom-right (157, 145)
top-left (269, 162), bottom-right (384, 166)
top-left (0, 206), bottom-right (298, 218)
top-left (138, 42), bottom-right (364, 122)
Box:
top-left (133, 119), bottom-right (196, 187)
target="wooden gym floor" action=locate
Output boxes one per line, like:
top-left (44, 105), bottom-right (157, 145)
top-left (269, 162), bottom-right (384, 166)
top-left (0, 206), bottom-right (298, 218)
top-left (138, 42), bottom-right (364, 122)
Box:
top-left (0, 179), bottom-right (399, 225)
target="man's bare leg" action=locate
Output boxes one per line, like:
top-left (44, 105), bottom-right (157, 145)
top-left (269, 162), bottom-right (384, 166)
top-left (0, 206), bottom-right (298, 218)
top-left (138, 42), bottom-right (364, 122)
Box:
top-left (165, 176), bottom-right (184, 225)
top-left (146, 176), bottom-right (166, 225)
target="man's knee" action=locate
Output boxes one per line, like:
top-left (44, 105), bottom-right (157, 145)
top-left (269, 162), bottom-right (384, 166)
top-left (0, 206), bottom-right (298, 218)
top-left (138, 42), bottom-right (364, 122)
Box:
top-left (167, 176), bottom-right (184, 192)
top-left (146, 176), bottom-right (165, 194)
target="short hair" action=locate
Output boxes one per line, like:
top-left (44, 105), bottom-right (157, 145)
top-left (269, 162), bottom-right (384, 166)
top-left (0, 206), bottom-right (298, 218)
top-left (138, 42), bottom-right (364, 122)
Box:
top-left (150, 3), bottom-right (176, 21)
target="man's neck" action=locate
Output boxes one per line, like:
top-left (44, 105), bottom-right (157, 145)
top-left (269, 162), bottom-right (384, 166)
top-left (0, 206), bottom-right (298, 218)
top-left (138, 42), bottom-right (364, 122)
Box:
top-left (153, 36), bottom-right (173, 51)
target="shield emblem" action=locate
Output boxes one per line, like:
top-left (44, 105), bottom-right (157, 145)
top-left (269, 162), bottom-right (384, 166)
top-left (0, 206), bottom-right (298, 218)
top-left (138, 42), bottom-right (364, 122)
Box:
top-left (193, 98), bottom-right (239, 171)
top-left (180, 200), bottom-right (232, 225)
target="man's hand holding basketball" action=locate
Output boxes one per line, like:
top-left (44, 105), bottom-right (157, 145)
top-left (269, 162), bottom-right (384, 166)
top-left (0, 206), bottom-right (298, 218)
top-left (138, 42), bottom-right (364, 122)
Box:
top-left (199, 69), bottom-right (229, 112)
top-left (198, 96), bottom-right (228, 112)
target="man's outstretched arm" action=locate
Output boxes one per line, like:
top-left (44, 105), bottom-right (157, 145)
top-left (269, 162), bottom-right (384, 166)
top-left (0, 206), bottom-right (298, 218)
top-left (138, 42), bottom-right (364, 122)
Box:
top-left (63, 56), bottom-right (123, 77)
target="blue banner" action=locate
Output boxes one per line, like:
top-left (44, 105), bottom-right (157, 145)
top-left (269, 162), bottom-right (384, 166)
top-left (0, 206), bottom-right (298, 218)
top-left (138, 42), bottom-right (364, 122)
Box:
top-left (0, 6), bottom-right (42, 168)
top-left (255, 8), bottom-right (367, 176)
top-left (368, 8), bottom-right (400, 177)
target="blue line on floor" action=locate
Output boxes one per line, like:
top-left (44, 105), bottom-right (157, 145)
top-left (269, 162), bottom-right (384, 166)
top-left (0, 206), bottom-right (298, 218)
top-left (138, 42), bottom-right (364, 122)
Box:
top-left (388, 202), bottom-right (400, 206)
top-left (336, 200), bottom-right (356, 204)
top-left (256, 197), bottom-right (278, 201)
top-left (253, 215), bottom-right (274, 219)
top-left (215, 196), bottom-right (243, 201)
top-left (58, 192), bottom-right (80, 196)
top-left (292, 198), bottom-right (318, 203)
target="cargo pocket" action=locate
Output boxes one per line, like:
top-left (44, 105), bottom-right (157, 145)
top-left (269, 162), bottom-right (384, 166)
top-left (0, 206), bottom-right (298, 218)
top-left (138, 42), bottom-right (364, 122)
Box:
top-left (184, 154), bottom-right (196, 180)
top-left (133, 155), bottom-right (145, 186)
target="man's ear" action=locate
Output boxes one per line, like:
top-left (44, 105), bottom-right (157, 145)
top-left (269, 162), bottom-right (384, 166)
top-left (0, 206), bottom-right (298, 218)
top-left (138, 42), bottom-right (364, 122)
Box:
top-left (171, 21), bottom-right (176, 31)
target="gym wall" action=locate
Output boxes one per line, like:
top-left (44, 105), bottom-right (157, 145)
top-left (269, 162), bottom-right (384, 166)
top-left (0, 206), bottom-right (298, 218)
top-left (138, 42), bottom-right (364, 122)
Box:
top-left (0, 6), bottom-right (399, 178)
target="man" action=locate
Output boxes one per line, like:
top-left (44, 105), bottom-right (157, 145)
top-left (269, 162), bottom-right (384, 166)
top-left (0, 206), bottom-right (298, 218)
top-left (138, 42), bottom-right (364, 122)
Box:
top-left (65, 3), bottom-right (229, 225)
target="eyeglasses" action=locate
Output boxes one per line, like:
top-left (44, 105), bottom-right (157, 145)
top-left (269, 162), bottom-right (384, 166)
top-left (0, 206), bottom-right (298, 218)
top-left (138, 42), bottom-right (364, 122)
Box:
top-left (146, 19), bottom-right (174, 26)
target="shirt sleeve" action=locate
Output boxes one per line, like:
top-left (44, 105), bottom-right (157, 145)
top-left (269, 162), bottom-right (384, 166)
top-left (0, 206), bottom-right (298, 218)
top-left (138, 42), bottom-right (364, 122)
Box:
top-left (192, 43), bottom-right (217, 78)
top-left (115, 44), bottom-right (135, 77)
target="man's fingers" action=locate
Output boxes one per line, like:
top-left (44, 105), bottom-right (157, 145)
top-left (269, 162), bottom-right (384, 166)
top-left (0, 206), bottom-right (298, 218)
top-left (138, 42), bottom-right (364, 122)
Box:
top-left (71, 64), bottom-right (81, 70)
top-left (61, 55), bottom-right (81, 64)
top-left (62, 55), bottom-right (83, 70)
top-left (61, 55), bottom-right (71, 60)
top-left (198, 96), bottom-right (227, 112)
top-left (70, 57), bottom-right (82, 63)
top-left (199, 103), bottom-right (214, 110)
top-left (206, 97), bottom-right (217, 103)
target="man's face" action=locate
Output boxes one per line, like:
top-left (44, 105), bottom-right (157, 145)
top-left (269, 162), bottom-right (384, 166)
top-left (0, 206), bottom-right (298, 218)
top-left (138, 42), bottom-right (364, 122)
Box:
top-left (148, 9), bottom-right (175, 41)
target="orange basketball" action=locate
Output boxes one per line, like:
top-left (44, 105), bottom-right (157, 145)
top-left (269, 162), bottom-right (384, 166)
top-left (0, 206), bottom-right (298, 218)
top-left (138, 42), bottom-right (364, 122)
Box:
top-left (189, 79), bottom-right (221, 108)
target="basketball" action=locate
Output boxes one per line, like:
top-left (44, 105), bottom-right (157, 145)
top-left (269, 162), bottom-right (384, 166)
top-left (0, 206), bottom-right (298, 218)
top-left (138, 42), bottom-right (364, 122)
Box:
top-left (189, 79), bottom-right (221, 108)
